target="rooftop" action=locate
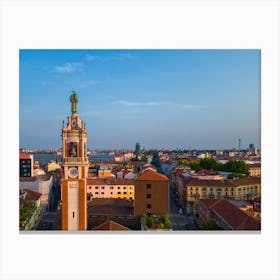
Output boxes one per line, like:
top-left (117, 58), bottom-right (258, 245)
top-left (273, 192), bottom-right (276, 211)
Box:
top-left (199, 199), bottom-right (261, 230)
top-left (87, 178), bottom-right (135, 185)
top-left (184, 177), bottom-right (261, 187)
top-left (137, 171), bottom-right (168, 182)
top-left (20, 174), bottom-right (52, 182)
top-left (88, 199), bottom-right (134, 216)
top-left (92, 220), bottom-right (130, 231)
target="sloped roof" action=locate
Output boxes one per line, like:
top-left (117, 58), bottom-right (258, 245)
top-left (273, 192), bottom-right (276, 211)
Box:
top-left (228, 177), bottom-right (261, 186)
top-left (137, 171), bottom-right (168, 182)
top-left (87, 178), bottom-right (135, 185)
top-left (199, 199), bottom-right (261, 230)
top-left (183, 177), bottom-right (261, 187)
top-left (20, 189), bottom-right (41, 201)
top-left (92, 220), bottom-right (130, 231)
top-left (185, 178), bottom-right (230, 187)
top-left (20, 174), bottom-right (51, 182)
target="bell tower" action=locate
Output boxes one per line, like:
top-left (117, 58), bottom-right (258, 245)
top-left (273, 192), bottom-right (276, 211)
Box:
top-left (61, 91), bottom-right (89, 230)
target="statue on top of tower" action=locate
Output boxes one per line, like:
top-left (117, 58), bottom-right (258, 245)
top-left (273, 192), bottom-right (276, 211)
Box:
top-left (70, 91), bottom-right (79, 114)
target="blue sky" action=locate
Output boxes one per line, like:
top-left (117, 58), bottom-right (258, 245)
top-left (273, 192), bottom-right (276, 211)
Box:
top-left (19, 49), bottom-right (260, 150)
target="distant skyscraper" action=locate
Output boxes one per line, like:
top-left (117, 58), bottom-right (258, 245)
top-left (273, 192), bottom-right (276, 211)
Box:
top-left (238, 138), bottom-right (241, 152)
top-left (249, 143), bottom-right (255, 154)
top-left (135, 142), bottom-right (141, 157)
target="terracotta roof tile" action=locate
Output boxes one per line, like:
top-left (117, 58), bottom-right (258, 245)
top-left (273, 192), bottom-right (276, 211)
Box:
top-left (228, 177), bottom-right (261, 186)
top-left (199, 199), bottom-right (261, 230)
top-left (87, 178), bottom-right (135, 185)
top-left (137, 171), bottom-right (168, 182)
top-left (184, 177), bottom-right (261, 187)
top-left (185, 178), bottom-right (230, 187)
top-left (93, 220), bottom-right (130, 230)
top-left (20, 174), bottom-right (51, 182)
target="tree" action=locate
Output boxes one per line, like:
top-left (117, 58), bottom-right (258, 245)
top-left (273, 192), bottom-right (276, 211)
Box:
top-left (189, 161), bottom-right (201, 172)
top-left (177, 159), bottom-right (189, 166)
top-left (143, 214), bottom-right (152, 228)
top-left (151, 151), bottom-right (160, 168)
top-left (199, 158), bottom-right (219, 170)
top-left (222, 160), bottom-right (249, 175)
top-left (141, 155), bottom-right (148, 163)
top-left (202, 219), bottom-right (223, 230)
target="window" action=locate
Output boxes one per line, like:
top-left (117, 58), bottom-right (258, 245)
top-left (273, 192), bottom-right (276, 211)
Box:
top-left (110, 186), bottom-right (114, 189)
top-left (147, 184), bottom-right (151, 189)
top-left (118, 192), bottom-right (121, 194)
top-left (89, 186), bottom-right (92, 189)
top-left (123, 187), bottom-right (126, 189)
top-left (123, 192), bottom-right (127, 194)
top-left (147, 204), bottom-right (151, 209)
top-left (209, 193), bottom-right (214, 199)
top-left (118, 187), bottom-right (120, 189)
top-left (101, 192), bottom-right (104, 195)
top-left (147, 194), bottom-right (151, 199)
top-left (73, 212), bottom-right (75, 218)
top-left (110, 192), bottom-right (113, 195)
top-left (95, 186), bottom-right (99, 189)
top-left (95, 192), bottom-right (98, 195)
top-left (130, 192), bottom-right (132, 195)
top-left (101, 186), bottom-right (105, 189)
top-left (238, 188), bottom-right (242, 199)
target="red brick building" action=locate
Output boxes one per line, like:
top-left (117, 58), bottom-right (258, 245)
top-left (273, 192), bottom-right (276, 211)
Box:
top-left (134, 171), bottom-right (169, 216)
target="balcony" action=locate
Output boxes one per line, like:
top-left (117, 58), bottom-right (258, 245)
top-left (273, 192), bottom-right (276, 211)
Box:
top-left (63, 157), bottom-right (88, 163)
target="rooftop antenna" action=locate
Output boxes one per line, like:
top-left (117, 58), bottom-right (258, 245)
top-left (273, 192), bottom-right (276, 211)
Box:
top-left (238, 138), bottom-right (241, 157)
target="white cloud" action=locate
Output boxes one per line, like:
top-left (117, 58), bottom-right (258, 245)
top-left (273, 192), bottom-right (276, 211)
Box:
top-left (78, 80), bottom-right (99, 88)
top-left (84, 52), bottom-right (134, 62)
top-left (117, 53), bottom-right (133, 60)
top-left (115, 100), bottom-right (199, 109)
top-left (116, 100), bottom-right (168, 107)
top-left (40, 81), bottom-right (52, 86)
top-left (55, 62), bottom-right (83, 73)
top-left (85, 55), bottom-right (99, 61)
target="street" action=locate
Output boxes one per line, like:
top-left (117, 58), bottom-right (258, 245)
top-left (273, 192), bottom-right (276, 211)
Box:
top-left (169, 185), bottom-right (198, 230)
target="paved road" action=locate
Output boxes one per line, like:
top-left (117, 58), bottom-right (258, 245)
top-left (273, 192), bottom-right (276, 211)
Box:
top-left (169, 185), bottom-right (198, 230)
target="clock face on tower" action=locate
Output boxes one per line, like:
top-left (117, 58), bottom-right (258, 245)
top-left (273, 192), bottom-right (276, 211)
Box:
top-left (68, 167), bottom-right (78, 178)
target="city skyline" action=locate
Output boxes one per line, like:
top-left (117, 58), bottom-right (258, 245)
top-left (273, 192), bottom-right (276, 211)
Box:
top-left (20, 49), bottom-right (260, 150)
